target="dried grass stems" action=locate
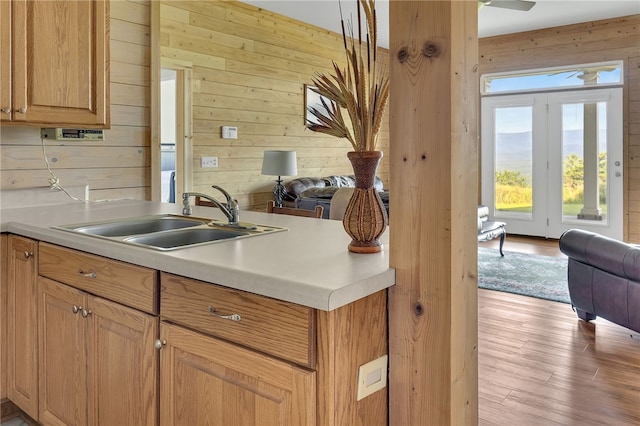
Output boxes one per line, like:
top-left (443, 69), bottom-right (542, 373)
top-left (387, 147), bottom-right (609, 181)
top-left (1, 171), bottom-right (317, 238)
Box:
top-left (307, 0), bottom-right (389, 152)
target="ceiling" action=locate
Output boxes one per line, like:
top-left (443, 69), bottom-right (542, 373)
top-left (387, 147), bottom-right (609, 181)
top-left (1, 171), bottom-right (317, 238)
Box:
top-left (241, 0), bottom-right (640, 47)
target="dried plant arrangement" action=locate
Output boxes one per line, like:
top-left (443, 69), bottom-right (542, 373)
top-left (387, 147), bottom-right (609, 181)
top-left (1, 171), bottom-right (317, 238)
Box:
top-left (306, 0), bottom-right (389, 152)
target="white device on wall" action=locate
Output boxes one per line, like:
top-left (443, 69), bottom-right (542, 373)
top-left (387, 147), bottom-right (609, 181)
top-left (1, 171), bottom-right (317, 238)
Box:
top-left (221, 126), bottom-right (238, 139)
top-left (41, 128), bottom-right (105, 141)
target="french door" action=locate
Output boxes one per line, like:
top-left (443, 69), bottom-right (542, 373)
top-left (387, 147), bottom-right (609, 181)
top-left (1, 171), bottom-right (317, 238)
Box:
top-left (481, 88), bottom-right (623, 240)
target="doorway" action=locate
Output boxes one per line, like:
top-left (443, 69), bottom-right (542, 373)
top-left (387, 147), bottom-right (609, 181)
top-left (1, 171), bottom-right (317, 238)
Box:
top-left (481, 87), bottom-right (623, 239)
top-left (160, 67), bottom-right (192, 204)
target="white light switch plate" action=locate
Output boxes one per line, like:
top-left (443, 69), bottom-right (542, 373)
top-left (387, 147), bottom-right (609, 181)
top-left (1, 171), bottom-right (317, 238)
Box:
top-left (221, 126), bottom-right (238, 139)
top-left (356, 354), bottom-right (388, 401)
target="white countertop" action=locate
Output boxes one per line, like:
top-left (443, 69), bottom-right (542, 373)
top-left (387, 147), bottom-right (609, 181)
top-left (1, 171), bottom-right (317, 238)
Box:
top-left (1, 196), bottom-right (395, 311)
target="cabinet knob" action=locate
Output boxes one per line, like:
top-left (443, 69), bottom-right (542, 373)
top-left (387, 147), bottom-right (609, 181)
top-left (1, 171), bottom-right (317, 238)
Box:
top-left (1, 107), bottom-right (10, 114)
top-left (24, 251), bottom-right (33, 259)
top-left (16, 107), bottom-right (26, 114)
top-left (81, 309), bottom-right (92, 318)
top-left (72, 305), bottom-right (82, 314)
top-left (154, 339), bottom-right (167, 350)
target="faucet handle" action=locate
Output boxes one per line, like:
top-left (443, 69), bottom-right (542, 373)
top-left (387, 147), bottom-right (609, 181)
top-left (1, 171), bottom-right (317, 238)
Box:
top-left (211, 185), bottom-right (231, 204)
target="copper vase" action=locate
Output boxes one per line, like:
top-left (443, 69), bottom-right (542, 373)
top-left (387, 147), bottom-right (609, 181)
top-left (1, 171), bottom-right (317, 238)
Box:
top-left (343, 151), bottom-right (388, 253)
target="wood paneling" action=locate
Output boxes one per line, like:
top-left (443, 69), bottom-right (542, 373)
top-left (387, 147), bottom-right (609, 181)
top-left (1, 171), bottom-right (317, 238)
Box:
top-left (0, 0), bottom-right (151, 201)
top-left (160, 0), bottom-right (390, 209)
top-left (479, 14), bottom-right (640, 242)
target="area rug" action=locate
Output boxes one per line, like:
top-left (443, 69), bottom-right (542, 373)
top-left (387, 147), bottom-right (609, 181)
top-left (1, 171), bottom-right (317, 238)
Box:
top-left (478, 247), bottom-right (570, 304)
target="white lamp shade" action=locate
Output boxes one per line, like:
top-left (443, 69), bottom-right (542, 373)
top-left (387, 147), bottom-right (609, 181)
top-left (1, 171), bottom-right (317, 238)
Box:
top-left (261, 150), bottom-right (298, 176)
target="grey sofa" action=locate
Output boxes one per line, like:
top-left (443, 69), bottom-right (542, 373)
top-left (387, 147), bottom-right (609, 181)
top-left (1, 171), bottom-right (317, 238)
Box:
top-left (559, 229), bottom-right (640, 333)
top-left (283, 175), bottom-right (388, 219)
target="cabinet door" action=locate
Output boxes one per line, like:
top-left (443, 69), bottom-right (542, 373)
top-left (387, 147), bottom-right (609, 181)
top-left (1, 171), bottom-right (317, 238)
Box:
top-left (0, 1), bottom-right (11, 120)
top-left (86, 295), bottom-right (159, 426)
top-left (7, 235), bottom-right (38, 419)
top-left (0, 235), bottom-right (7, 400)
top-left (160, 323), bottom-right (316, 426)
top-left (38, 276), bottom-right (87, 426)
top-left (11, 0), bottom-right (109, 126)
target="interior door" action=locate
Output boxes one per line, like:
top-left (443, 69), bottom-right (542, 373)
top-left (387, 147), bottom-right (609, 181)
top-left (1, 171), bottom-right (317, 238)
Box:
top-left (481, 88), bottom-right (623, 239)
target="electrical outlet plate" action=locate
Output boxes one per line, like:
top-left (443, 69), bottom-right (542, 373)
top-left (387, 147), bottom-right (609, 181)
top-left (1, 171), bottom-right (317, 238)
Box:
top-left (201, 156), bottom-right (218, 168)
top-left (356, 354), bottom-right (388, 401)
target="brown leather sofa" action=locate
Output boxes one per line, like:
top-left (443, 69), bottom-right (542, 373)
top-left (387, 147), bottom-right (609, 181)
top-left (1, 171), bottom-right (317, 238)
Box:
top-left (559, 229), bottom-right (640, 333)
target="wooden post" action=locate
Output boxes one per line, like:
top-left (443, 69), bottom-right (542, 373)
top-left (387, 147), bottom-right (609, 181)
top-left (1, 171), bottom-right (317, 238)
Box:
top-left (388, 1), bottom-right (479, 425)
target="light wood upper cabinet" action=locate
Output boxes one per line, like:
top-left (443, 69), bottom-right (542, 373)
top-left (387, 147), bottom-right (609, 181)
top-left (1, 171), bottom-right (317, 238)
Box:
top-left (0, 2), bottom-right (10, 119)
top-left (159, 322), bottom-right (316, 426)
top-left (2, 0), bottom-right (110, 127)
top-left (38, 276), bottom-right (159, 426)
top-left (7, 235), bottom-right (39, 420)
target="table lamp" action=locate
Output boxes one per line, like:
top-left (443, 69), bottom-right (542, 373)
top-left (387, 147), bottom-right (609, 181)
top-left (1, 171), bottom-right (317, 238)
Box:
top-left (261, 150), bottom-right (297, 207)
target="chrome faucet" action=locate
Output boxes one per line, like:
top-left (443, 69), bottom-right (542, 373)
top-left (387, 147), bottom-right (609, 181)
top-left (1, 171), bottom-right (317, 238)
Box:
top-left (182, 185), bottom-right (240, 226)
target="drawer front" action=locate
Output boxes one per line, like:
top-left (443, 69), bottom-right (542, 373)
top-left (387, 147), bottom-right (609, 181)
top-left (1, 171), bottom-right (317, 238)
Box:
top-left (38, 243), bottom-right (158, 314)
top-left (161, 272), bottom-right (315, 367)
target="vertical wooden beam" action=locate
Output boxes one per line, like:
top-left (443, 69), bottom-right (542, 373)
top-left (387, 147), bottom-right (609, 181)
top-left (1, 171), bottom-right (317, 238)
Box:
top-left (388, 1), bottom-right (479, 425)
top-left (150, 0), bottom-right (161, 201)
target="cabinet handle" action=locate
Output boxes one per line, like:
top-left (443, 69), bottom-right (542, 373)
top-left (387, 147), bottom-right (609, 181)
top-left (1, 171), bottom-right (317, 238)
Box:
top-left (207, 306), bottom-right (241, 322)
top-left (16, 107), bottom-right (26, 114)
top-left (154, 339), bottom-right (167, 350)
top-left (1, 107), bottom-right (10, 114)
top-left (78, 270), bottom-right (97, 278)
top-left (72, 305), bottom-right (82, 314)
top-left (81, 309), bottom-right (92, 318)
top-left (24, 251), bottom-right (33, 259)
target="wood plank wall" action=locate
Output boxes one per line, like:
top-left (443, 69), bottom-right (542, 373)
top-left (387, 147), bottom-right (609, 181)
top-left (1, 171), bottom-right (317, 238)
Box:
top-left (0, 0), bottom-right (151, 202)
top-left (479, 14), bottom-right (640, 242)
top-left (159, 0), bottom-right (390, 209)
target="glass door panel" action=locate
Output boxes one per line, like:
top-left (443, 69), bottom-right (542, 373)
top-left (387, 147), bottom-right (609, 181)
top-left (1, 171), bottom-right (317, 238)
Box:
top-left (494, 106), bottom-right (533, 218)
top-left (560, 102), bottom-right (607, 220)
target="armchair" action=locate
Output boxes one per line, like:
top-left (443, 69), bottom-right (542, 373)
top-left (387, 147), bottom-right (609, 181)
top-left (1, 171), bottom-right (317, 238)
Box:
top-left (478, 205), bottom-right (506, 256)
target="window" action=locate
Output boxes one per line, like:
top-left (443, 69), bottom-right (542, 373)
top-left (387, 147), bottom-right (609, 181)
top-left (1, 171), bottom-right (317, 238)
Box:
top-left (481, 61), bottom-right (623, 95)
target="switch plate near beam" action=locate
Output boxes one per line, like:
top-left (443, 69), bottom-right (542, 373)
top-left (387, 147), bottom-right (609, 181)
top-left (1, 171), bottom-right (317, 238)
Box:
top-left (356, 354), bottom-right (388, 401)
top-left (201, 156), bottom-right (218, 168)
top-left (221, 126), bottom-right (238, 139)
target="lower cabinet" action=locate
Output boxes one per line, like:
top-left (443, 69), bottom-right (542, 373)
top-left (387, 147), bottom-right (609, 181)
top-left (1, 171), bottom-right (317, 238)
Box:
top-left (7, 235), bottom-right (39, 419)
top-left (159, 322), bottom-right (316, 426)
top-left (4, 238), bottom-right (388, 426)
top-left (37, 276), bottom-right (158, 426)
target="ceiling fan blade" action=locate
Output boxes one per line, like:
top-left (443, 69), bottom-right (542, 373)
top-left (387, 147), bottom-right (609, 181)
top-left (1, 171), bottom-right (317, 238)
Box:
top-left (487, 0), bottom-right (536, 11)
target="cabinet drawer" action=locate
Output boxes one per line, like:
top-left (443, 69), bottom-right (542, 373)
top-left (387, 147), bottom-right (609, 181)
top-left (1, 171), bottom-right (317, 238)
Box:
top-left (38, 243), bottom-right (158, 314)
top-left (160, 272), bottom-right (315, 367)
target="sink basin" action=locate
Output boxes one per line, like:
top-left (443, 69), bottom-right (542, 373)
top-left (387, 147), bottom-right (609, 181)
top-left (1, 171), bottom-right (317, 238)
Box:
top-left (62, 215), bottom-right (208, 237)
top-left (124, 227), bottom-right (249, 250)
top-left (53, 214), bottom-right (287, 250)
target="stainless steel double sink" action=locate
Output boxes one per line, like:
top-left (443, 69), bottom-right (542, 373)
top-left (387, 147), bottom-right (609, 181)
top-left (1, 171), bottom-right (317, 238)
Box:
top-left (53, 214), bottom-right (286, 250)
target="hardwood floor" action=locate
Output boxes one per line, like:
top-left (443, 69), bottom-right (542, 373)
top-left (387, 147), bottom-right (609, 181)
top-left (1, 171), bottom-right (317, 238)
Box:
top-left (480, 234), bottom-right (563, 258)
top-left (477, 236), bottom-right (640, 425)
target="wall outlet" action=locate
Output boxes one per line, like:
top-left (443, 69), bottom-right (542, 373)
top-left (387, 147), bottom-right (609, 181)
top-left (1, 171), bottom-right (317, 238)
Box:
top-left (201, 156), bottom-right (218, 168)
top-left (221, 126), bottom-right (238, 139)
top-left (356, 355), bottom-right (388, 401)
